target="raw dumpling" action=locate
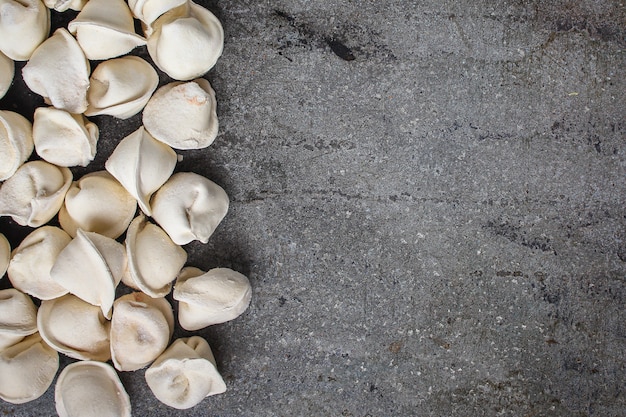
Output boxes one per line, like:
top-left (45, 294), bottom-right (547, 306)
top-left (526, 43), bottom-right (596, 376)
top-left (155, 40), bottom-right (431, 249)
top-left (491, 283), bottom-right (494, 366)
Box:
top-left (142, 78), bottom-right (218, 150)
top-left (0, 51), bottom-right (13, 99)
top-left (0, 110), bottom-right (34, 181)
top-left (147, 1), bottom-right (223, 80)
top-left (68, 0), bottom-right (146, 60)
top-left (105, 127), bottom-right (176, 216)
top-left (50, 229), bottom-right (126, 319)
top-left (173, 267), bottom-right (252, 330)
top-left (0, 0), bottom-right (50, 61)
top-left (0, 233), bottom-right (9, 277)
top-left (38, 294), bottom-right (111, 361)
top-left (0, 333), bottom-right (59, 404)
top-left (85, 56), bottom-right (158, 119)
top-left (0, 288), bottom-right (38, 350)
top-left (0, 160), bottom-right (72, 227)
top-left (145, 336), bottom-right (226, 409)
top-left (110, 292), bottom-right (174, 371)
top-left (59, 171), bottom-right (137, 239)
top-left (43, 0), bottom-right (87, 12)
top-left (124, 214), bottom-right (187, 298)
top-left (33, 106), bottom-right (98, 167)
top-left (128, 0), bottom-right (186, 26)
top-left (55, 361), bottom-right (131, 417)
top-left (151, 172), bottom-right (229, 245)
top-left (7, 226), bottom-right (70, 300)
top-left (22, 28), bottom-right (90, 113)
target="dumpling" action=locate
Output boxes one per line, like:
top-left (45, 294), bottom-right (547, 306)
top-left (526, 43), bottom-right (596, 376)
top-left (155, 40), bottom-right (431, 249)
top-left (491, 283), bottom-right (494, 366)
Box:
top-left (110, 292), bottom-right (174, 371)
top-left (38, 294), bottom-right (111, 361)
top-left (0, 110), bottom-right (34, 181)
top-left (151, 172), bottom-right (229, 245)
top-left (145, 336), bottom-right (226, 409)
top-left (0, 288), bottom-right (38, 350)
top-left (7, 226), bottom-right (70, 300)
top-left (0, 333), bottom-right (58, 404)
top-left (128, 0), bottom-right (186, 26)
top-left (147, 1), bottom-right (223, 80)
top-left (43, 0), bottom-right (87, 12)
top-left (0, 160), bottom-right (72, 227)
top-left (68, 0), bottom-right (146, 60)
top-left (124, 214), bottom-right (187, 298)
top-left (33, 106), bottom-right (98, 167)
top-left (85, 56), bottom-right (158, 119)
top-left (0, 233), bottom-right (9, 278)
top-left (105, 127), bottom-right (176, 216)
top-left (22, 28), bottom-right (90, 113)
top-left (0, 51), bottom-right (13, 99)
top-left (58, 171), bottom-right (137, 239)
top-left (0, 0), bottom-right (50, 61)
top-left (50, 229), bottom-right (126, 319)
top-left (142, 78), bottom-right (218, 150)
top-left (173, 267), bottom-right (251, 330)
top-left (55, 361), bottom-right (131, 417)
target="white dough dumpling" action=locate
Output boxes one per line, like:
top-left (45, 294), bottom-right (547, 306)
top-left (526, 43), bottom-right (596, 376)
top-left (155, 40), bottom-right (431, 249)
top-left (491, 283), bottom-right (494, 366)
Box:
top-left (86, 56), bottom-right (158, 119)
top-left (51, 229), bottom-right (126, 319)
top-left (124, 214), bottom-right (187, 298)
top-left (0, 160), bottom-right (72, 227)
top-left (22, 28), bottom-right (90, 114)
top-left (7, 226), bottom-right (70, 300)
top-left (59, 171), bottom-right (137, 239)
top-left (68, 0), bottom-right (146, 60)
top-left (0, 333), bottom-right (59, 404)
top-left (147, 0), bottom-right (223, 80)
top-left (145, 336), bottom-right (226, 409)
top-left (0, 110), bottom-right (34, 181)
top-left (110, 292), bottom-right (174, 371)
top-left (55, 361), bottom-right (131, 417)
top-left (105, 126), bottom-right (177, 216)
top-left (174, 267), bottom-right (251, 330)
top-left (0, 51), bottom-right (13, 99)
top-left (33, 106), bottom-right (99, 167)
top-left (0, 288), bottom-right (38, 350)
top-left (0, 0), bottom-right (50, 61)
top-left (38, 294), bottom-right (111, 361)
top-left (151, 172), bottom-right (229, 245)
top-left (143, 78), bottom-right (218, 150)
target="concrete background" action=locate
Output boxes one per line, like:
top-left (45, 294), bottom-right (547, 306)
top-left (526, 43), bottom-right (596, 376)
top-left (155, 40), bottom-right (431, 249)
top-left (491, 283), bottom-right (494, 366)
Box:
top-left (1, 0), bottom-right (625, 416)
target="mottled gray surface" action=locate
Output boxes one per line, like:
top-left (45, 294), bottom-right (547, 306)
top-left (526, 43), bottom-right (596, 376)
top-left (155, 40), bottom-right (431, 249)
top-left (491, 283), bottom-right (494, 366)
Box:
top-left (1, 0), bottom-right (625, 416)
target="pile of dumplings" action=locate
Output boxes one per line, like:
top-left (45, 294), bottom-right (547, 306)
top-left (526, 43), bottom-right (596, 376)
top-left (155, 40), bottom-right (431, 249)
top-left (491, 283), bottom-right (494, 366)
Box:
top-left (0, 0), bottom-right (252, 414)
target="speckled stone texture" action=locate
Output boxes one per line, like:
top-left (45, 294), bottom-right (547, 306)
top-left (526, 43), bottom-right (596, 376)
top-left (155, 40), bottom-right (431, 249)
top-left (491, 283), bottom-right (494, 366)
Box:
top-left (1, 0), bottom-right (625, 416)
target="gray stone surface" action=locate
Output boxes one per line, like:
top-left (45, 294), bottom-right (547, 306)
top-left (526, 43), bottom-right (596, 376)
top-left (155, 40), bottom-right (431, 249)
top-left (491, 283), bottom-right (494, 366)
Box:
top-left (1, 0), bottom-right (625, 416)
